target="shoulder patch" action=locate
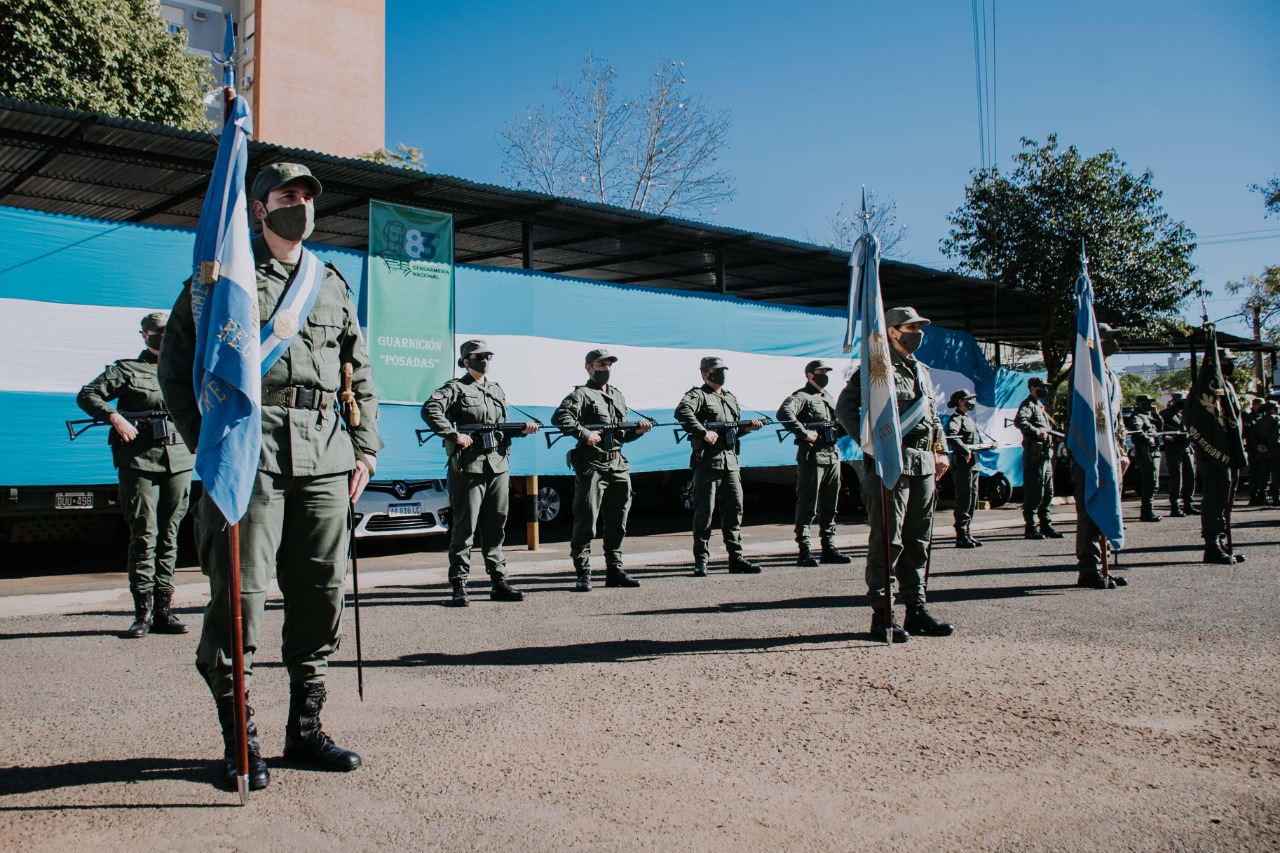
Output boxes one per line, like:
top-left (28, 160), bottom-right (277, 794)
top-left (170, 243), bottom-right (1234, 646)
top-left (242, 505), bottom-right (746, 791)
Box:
top-left (431, 391), bottom-right (444, 400)
top-left (325, 262), bottom-right (353, 296)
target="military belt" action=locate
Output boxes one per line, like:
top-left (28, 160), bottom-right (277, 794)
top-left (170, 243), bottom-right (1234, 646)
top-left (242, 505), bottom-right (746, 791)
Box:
top-left (262, 385), bottom-right (336, 411)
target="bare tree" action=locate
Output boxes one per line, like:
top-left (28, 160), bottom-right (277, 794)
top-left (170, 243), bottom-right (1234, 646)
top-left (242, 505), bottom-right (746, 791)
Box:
top-left (822, 189), bottom-right (911, 257)
top-left (499, 54), bottom-right (735, 217)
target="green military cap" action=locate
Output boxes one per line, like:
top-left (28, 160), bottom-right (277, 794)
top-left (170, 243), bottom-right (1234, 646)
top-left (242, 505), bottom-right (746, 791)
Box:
top-left (884, 306), bottom-right (930, 327)
top-left (700, 356), bottom-right (728, 371)
top-left (1097, 322), bottom-right (1120, 339)
top-left (251, 162), bottom-right (323, 202)
top-left (804, 359), bottom-right (834, 373)
top-left (948, 388), bottom-right (977, 408)
top-left (1135, 394), bottom-right (1154, 404)
top-left (1218, 348), bottom-right (1236, 360)
top-left (140, 312), bottom-right (168, 332)
top-left (585, 348), bottom-right (618, 364)
top-left (457, 339), bottom-right (493, 367)
top-left (1170, 392), bottom-right (1185, 402)
top-left (1027, 376), bottom-right (1046, 389)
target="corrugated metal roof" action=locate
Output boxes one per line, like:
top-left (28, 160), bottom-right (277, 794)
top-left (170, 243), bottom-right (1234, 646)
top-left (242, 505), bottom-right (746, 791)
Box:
top-left (0, 96), bottom-right (1271, 355)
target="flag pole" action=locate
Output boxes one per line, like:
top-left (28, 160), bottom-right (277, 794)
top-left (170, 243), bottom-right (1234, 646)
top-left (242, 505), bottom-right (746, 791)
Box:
top-left (213, 13), bottom-right (250, 805)
top-left (880, 487), bottom-right (894, 645)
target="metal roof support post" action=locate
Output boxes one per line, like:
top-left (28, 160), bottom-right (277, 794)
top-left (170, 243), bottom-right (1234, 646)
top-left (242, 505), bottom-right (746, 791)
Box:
top-left (1189, 338), bottom-right (1198, 385)
top-left (520, 218), bottom-right (539, 550)
top-left (522, 220), bottom-right (534, 269)
top-left (716, 252), bottom-right (726, 295)
top-left (994, 340), bottom-right (1002, 368)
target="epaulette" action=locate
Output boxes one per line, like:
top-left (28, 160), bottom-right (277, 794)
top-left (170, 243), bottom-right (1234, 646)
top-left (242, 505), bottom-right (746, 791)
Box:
top-left (325, 262), bottom-right (354, 297)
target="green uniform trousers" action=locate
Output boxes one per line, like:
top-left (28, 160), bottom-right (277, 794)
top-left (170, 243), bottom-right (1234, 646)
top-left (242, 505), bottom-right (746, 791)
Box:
top-left (1196, 450), bottom-right (1239, 543)
top-left (1249, 452), bottom-right (1275, 501)
top-left (118, 467), bottom-right (191, 596)
top-left (1022, 442), bottom-right (1053, 523)
top-left (1134, 446), bottom-right (1160, 510)
top-left (951, 461), bottom-right (979, 536)
top-left (194, 470), bottom-right (349, 699)
top-left (862, 466), bottom-right (934, 608)
top-left (793, 456), bottom-right (840, 549)
top-left (570, 465), bottom-right (633, 572)
top-left (1071, 461), bottom-right (1107, 574)
top-left (1166, 447), bottom-right (1195, 509)
top-left (692, 466), bottom-right (744, 563)
top-left (446, 468), bottom-right (510, 582)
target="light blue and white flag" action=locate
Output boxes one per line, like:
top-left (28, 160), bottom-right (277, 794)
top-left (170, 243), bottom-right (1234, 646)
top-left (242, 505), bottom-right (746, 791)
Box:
top-left (1065, 258), bottom-right (1124, 551)
top-left (848, 231), bottom-right (904, 488)
top-left (190, 95), bottom-right (260, 524)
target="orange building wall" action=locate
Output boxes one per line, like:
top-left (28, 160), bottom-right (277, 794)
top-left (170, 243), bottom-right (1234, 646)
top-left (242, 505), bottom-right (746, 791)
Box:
top-left (248, 0), bottom-right (384, 158)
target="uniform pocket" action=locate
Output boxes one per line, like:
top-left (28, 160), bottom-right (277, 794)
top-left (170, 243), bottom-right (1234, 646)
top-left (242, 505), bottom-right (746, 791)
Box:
top-left (306, 306), bottom-right (346, 381)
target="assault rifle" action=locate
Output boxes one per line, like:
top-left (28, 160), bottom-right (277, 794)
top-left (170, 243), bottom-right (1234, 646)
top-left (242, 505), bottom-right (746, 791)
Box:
top-left (1003, 417), bottom-right (1064, 439)
top-left (775, 420), bottom-right (840, 447)
top-left (416, 422), bottom-right (539, 451)
top-left (545, 420), bottom-right (676, 450)
top-left (674, 417), bottom-right (774, 448)
top-left (65, 410), bottom-right (178, 443)
top-left (944, 435), bottom-right (999, 454)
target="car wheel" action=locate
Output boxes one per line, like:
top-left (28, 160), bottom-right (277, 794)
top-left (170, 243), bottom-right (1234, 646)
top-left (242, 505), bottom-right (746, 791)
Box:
top-left (536, 480), bottom-right (572, 525)
top-left (980, 472), bottom-right (1012, 508)
top-left (679, 475), bottom-right (695, 512)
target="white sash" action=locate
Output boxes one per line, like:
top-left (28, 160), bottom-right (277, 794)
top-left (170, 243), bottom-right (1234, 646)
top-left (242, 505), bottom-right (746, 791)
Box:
top-left (260, 248), bottom-right (326, 375)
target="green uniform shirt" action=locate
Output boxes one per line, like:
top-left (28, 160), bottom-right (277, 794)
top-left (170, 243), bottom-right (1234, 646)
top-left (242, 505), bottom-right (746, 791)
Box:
top-left (1014, 394), bottom-right (1054, 449)
top-left (1126, 409), bottom-right (1163, 455)
top-left (776, 384), bottom-right (841, 465)
top-left (422, 374), bottom-right (514, 474)
top-left (1254, 412), bottom-right (1280, 450)
top-left (78, 350), bottom-right (194, 474)
top-left (835, 348), bottom-right (945, 477)
top-left (944, 410), bottom-right (981, 467)
top-left (158, 238), bottom-right (383, 477)
top-left (552, 380), bottom-right (641, 471)
top-left (675, 384), bottom-right (746, 471)
top-left (1161, 405), bottom-right (1192, 451)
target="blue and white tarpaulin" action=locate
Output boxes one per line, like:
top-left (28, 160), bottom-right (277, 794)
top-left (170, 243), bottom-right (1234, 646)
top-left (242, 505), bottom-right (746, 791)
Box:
top-left (2, 205), bottom-right (1035, 487)
top-left (1065, 265), bottom-right (1125, 551)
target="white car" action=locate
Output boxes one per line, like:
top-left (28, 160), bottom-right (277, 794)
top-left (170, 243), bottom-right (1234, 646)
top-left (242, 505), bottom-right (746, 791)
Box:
top-left (353, 479), bottom-right (450, 539)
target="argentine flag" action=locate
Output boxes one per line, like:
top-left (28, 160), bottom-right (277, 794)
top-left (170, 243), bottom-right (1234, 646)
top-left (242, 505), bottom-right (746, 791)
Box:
top-left (190, 95), bottom-right (261, 523)
top-left (1066, 262), bottom-right (1124, 551)
top-left (848, 231), bottom-right (904, 488)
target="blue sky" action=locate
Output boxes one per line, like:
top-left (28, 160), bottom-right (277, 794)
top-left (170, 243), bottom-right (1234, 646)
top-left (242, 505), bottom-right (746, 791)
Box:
top-left (385, 0), bottom-right (1279, 341)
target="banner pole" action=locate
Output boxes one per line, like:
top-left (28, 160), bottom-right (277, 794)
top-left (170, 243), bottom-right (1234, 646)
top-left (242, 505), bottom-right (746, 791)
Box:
top-left (227, 521), bottom-right (249, 804)
top-left (881, 484), bottom-right (894, 645)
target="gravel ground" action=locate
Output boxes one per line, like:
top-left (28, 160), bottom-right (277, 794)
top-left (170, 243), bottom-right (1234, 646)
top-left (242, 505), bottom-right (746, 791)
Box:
top-left (1, 502), bottom-right (1277, 851)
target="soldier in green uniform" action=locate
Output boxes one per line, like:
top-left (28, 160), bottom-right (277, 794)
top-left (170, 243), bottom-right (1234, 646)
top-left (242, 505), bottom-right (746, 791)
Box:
top-left (1161, 392), bottom-right (1199, 517)
top-left (1068, 323), bottom-right (1129, 588)
top-left (836, 307), bottom-right (954, 642)
top-left (78, 312), bottom-right (193, 638)
top-left (776, 359), bottom-right (850, 567)
top-left (423, 340), bottom-right (538, 605)
top-left (1253, 401), bottom-right (1280, 505)
top-left (552, 348), bottom-right (651, 591)
top-left (159, 164), bottom-right (383, 790)
top-left (675, 356), bottom-right (764, 577)
top-left (1198, 349), bottom-right (1246, 563)
top-left (1244, 398), bottom-right (1266, 505)
top-left (1126, 394), bottom-right (1164, 521)
top-left (945, 388), bottom-right (983, 548)
top-left (1014, 377), bottom-right (1063, 540)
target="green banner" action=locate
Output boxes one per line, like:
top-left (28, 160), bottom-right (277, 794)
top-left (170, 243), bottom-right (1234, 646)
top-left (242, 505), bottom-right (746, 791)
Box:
top-left (367, 201), bottom-right (454, 404)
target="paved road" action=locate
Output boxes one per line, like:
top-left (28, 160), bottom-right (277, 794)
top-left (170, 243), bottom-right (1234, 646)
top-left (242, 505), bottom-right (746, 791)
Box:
top-left (1, 501), bottom-right (1277, 851)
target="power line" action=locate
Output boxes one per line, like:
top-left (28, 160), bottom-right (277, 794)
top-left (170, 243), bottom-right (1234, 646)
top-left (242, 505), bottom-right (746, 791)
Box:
top-left (991, 0), bottom-right (997, 168)
top-left (1199, 233), bottom-right (1280, 246)
top-left (1198, 227), bottom-right (1280, 239)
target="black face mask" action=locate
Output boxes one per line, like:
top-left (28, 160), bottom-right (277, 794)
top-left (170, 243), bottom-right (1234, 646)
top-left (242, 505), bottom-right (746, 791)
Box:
top-left (896, 330), bottom-right (923, 354)
top-left (263, 202), bottom-right (315, 242)
top-left (591, 369), bottom-right (611, 385)
top-left (1033, 387), bottom-right (1047, 400)
top-left (707, 370), bottom-right (726, 386)
top-left (466, 356), bottom-right (490, 374)
top-left (144, 333), bottom-right (164, 350)
top-left (1220, 361), bottom-right (1235, 375)
top-left (1101, 339), bottom-right (1119, 358)
top-left (811, 373), bottom-right (829, 389)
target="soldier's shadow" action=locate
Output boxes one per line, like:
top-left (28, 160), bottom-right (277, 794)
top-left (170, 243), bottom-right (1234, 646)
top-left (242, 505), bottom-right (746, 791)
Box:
top-left (0, 757), bottom-right (228, 808)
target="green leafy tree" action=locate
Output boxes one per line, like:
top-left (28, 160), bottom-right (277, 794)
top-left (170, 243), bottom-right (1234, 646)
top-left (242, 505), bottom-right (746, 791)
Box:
top-left (1252, 176), bottom-right (1280, 216)
top-left (0, 0), bottom-right (211, 131)
top-left (942, 135), bottom-right (1200, 404)
top-left (1225, 264), bottom-right (1280, 346)
top-left (1119, 372), bottom-right (1158, 407)
top-left (360, 143), bottom-right (428, 171)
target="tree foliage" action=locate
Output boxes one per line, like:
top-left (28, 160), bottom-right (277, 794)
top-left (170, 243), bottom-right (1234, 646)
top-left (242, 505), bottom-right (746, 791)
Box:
top-left (499, 54), bottom-right (735, 217)
top-left (1252, 176), bottom-right (1280, 217)
top-left (1225, 264), bottom-right (1280, 346)
top-left (0, 0), bottom-right (212, 131)
top-left (360, 143), bottom-right (428, 171)
top-left (942, 135), bottom-right (1199, 402)
top-left (821, 189), bottom-right (910, 258)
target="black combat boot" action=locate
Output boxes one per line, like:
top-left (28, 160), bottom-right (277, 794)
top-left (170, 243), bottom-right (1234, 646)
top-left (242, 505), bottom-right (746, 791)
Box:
top-left (1219, 536), bottom-right (1246, 563)
top-left (1184, 503), bottom-right (1201, 515)
top-left (1139, 504), bottom-right (1162, 522)
top-left (449, 580), bottom-right (469, 607)
top-left (1077, 569), bottom-right (1126, 588)
top-left (820, 545), bottom-right (852, 564)
top-left (692, 559), bottom-right (708, 577)
top-left (575, 570), bottom-right (592, 592)
top-left (955, 532), bottom-right (976, 549)
top-left (1024, 515), bottom-right (1044, 540)
top-left (1168, 505), bottom-right (1186, 518)
top-left (727, 557), bottom-right (761, 574)
top-left (903, 603), bottom-right (954, 636)
top-left (151, 589), bottom-right (189, 634)
top-left (796, 546), bottom-right (819, 567)
top-left (870, 608), bottom-right (909, 643)
top-left (605, 567), bottom-right (641, 588)
top-left (1039, 520), bottom-right (1064, 539)
top-left (215, 694), bottom-right (270, 790)
top-left (283, 682), bottom-right (361, 772)
top-left (966, 532), bottom-right (984, 547)
top-left (490, 576), bottom-right (525, 601)
top-left (1203, 540), bottom-right (1235, 565)
top-left (126, 591), bottom-right (153, 638)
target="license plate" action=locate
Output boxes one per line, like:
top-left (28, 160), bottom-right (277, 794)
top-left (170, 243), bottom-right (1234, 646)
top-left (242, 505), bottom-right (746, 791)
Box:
top-left (55, 492), bottom-right (94, 510)
top-left (387, 502), bottom-right (422, 517)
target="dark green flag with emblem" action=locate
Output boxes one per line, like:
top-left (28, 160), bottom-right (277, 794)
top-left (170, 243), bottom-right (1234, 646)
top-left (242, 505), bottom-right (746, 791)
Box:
top-left (1184, 324), bottom-right (1246, 471)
